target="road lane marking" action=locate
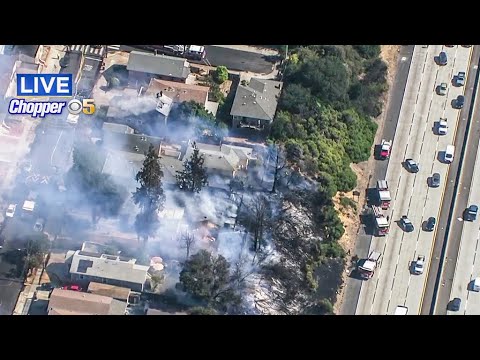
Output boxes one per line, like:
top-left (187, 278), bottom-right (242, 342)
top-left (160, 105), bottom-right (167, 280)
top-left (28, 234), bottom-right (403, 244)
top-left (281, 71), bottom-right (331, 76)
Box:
top-left (422, 46), bottom-right (475, 314)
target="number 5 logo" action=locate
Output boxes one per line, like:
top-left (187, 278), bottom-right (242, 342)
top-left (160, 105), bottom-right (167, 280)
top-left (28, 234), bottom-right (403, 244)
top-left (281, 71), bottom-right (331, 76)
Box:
top-left (82, 99), bottom-right (96, 115)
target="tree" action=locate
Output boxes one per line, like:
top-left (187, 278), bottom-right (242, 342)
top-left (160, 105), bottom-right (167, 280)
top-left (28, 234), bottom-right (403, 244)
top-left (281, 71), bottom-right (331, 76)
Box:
top-left (176, 142), bottom-right (208, 193)
top-left (213, 66), bottom-right (229, 84)
top-left (271, 143), bottom-right (287, 193)
top-left (188, 306), bottom-right (218, 315)
top-left (132, 144), bottom-right (165, 243)
top-left (65, 141), bottom-right (127, 223)
top-left (179, 250), bottom-right (240, 309)
top-left (24, 234), bottom-right (49, 277)
top-left (244, 195), bottom-right (271, 254)
top-left (179, 230), bottom-right (196, 260)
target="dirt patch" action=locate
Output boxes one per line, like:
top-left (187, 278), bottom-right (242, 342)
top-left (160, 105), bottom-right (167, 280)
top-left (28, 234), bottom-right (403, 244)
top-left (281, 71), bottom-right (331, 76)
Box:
top-left (332, 45), bottom-right (401, 314)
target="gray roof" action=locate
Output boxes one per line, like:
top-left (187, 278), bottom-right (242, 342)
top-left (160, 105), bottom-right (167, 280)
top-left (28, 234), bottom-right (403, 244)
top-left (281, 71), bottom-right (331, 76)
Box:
top-left (102, 130), bottom-right (163, 155)
top-left (69, 250), bottom-right (150, 286)
top-left (230, 78), bottom-right (283, 121)
top-left (102, 123), bottom-right (135, 134)
top-left (127, 51), bottom-right (190, 80)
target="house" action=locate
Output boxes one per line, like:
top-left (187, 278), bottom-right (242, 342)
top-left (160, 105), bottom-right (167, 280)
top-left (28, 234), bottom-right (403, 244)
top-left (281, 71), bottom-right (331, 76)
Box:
top-left (106, 88), bottom-right (173, 128)
top-left (87, 282), bottom-right (131, 302)
top-left (12, 45), bottom-right (45, 65)
top-left (146, 78), bottom-right (219, 116)
top-left (47, 288), bottom-right (126, 315)
top-left (66, 250), bottom-right (151, 292)
top-left (230, 78), bottom-right (283, 131)
top-left (127, 51), bottom-right (191, 85)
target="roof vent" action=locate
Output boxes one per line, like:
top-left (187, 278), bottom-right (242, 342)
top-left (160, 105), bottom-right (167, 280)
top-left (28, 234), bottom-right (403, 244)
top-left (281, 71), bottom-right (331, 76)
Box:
top-left (253, 101), bottom-right (257, 104)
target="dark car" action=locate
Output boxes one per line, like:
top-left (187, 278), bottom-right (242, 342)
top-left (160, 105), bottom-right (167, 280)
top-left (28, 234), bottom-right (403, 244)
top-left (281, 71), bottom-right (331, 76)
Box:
top-left (438, 51), bottom-right (448, 65)
top-left (455, 95), bottom-right (465, 109)
top-left (425, 217), bottom-right (436, 232)
top-left (405, 159), bottom-right (419, 173)
top-left (401, 215), bottom-right (414, 232)
top-left (464, 205), bottom-right (478, 221)
top-left (449, 297), bottom-right (461, 311)
top-left (430, 173), bottom-right (441, 188)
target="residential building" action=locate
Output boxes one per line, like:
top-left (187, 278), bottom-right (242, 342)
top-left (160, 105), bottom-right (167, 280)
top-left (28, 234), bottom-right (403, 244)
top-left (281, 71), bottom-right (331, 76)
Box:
top-left (87, 282), bottom-right (131, 302)
top-left (66, 250), bottom-right (151, 292)
top-left (127, 51), bottom-right (191, 85)
top-left (230, 78), bottom-right (283, 131)
top-left (47, 288), bottom-right (126, 315)
top-left (146, 78), bottom-right (219, 116)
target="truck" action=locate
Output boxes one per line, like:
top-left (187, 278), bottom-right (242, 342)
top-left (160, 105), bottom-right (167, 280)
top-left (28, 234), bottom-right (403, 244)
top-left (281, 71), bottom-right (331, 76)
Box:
top-left (413, 255), bottom-right (425, 275)
top-left (372, 205), bottom-right (389, 236)
top-left (379, 139), bottom-right (392, 160)
top-left (357, 251), bottom-right (382, 280)
top-left (376, 180), bottom-right (391, 210)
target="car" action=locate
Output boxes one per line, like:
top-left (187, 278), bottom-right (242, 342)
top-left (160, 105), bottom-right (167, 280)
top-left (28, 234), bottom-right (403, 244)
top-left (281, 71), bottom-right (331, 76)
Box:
top-left (445, 45), bottom-right (455, 47)
top-left (401, 215), bottom-right (414, 232)
top-left (455, 71), bottom-right (466, 86)
top-left (437, 118), bottom-right (448, 135)
top-left (437, 82), bottom-right (447, 95)
top-left (438, 51), bottom-right (448, 65)
top-left (5, 204), bottom-right (16, 218)
top-left (33, 218), bottom-right (45, 232)
top-left (414, 255), bottom-right (425, 275)
top-left (449, 297), bottom-right (462, 311)
top-left (430, 173), bottom-right (441, 188)
top-left (461, 45), bottom-right (472, 48)
top-left (62, 285), bottom-right (82, 291)
top-left (425, 217), bottom-right (436, 232)
top-left (455, 95), bottom-right (465, 109)
top-left (405, 159), bottom-right (419, 173)
top-left (464, 205), bottom-right (478, 221)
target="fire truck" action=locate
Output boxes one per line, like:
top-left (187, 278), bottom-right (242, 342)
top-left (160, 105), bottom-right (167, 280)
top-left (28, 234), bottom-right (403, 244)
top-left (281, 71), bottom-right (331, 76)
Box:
top-left (372, 205), bottom-right (389, 236)
top-left (379, 139), bottom-right (392, 160)
top-left (376, 180), bottom-right (391, 210)
top-left (357, 251), bottom-right (382, 280)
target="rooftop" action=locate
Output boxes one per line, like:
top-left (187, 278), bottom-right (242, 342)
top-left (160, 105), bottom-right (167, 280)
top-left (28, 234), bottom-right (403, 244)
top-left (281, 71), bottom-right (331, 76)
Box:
top-left (69, 250), bottom-right (150, 286)
top-left (102, 123), bottom-right (135, 134)
top-left (146, 78), bottom-right (209, 105)
top-left (230, 78), bottom-right (283, 121)
top-left (0, 54), bottom-right (16, 96)
top-left (87, 282), bottom-right (131, 301)
top-left (48, 288), bottom-right (126, 315)
top-left (59, 51), bottom-right (82, 78)
top-left (127, 51), bottom-right (190, 80)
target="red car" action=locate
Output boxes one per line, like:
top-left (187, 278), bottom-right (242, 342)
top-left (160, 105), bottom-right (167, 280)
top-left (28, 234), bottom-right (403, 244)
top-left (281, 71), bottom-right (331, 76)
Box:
top-left (62, 285), bottom-right (82, 291)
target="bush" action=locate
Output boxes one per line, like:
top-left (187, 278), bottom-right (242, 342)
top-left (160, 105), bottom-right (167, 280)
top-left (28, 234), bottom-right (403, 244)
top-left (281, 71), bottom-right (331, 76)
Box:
top-left (213, 66), bottom-right (229, 84)
top-left (340, 196), bottom-right (357, 212)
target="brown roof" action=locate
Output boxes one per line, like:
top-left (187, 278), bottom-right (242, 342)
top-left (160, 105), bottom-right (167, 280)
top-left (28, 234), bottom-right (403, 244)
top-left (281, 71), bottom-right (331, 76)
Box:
top-left (87, 282), bottom-right (131, 301)
top-left (48, 288), bottom-right (125, 315)
top-left (146, 78), bottom-right (209, 105)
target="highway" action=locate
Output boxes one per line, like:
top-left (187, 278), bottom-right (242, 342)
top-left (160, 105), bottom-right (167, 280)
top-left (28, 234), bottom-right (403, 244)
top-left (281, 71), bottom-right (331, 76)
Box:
top-left (356, 45), bottom-right (473, 315)
top-left (441, 56), bottom-right (480, 315)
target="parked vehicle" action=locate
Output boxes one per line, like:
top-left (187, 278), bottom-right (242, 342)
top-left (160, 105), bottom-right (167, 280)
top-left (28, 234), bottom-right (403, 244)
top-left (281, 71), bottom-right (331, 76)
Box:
top-left (379, 139), bottom-right (392, 160)
top-left (376, 180), bottom-right (391, 210)
top-left (5, 204), bottom-right (16, 218)
top-left (357, 251), bottom-right (382, 280)
top-left (372, 205), bottom-right (389, 236)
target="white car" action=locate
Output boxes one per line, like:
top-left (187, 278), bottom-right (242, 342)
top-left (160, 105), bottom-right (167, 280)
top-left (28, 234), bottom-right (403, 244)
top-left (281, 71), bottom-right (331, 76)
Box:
top-left (5, 204), bottom-right (16, 218)
top-left (438, 118), bottom-right (448, 135)
top-left (414, 255), bottom-right (425, 275)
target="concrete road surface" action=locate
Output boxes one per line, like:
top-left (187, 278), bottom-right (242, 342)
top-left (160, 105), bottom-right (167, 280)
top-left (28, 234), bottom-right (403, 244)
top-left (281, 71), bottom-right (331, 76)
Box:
top-left (421, 46), bottom-right (480, 314)
top-left (341, 45), bottom-right (415, 315)
top-left (443, 56), bottom-right (480, 315)
top-left (356, 45), bottom-right (473, 315)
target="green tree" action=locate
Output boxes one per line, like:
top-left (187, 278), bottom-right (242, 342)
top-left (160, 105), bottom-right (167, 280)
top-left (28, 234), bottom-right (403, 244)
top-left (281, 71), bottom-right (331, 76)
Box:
top-left (176, 142), bottom-right (208, 193)
top-left (179, 250), bottom-right (240, 309)
top-left (188, 306), bottom-right (218, 315)
top-left (132, 144), bottom-right (165, 243)
top-left (213, 66), bottom-right (229, 84)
